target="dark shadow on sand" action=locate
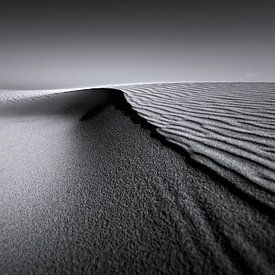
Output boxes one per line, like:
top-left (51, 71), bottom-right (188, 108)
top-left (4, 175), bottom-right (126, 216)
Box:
top-left (80, 101), bottom-right (110, 121)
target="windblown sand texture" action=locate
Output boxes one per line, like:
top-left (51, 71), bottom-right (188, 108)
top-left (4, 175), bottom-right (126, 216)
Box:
top-left (0, 83), bottom-right (274, 274)
top-left (120, 83), bottom-right (275, 194)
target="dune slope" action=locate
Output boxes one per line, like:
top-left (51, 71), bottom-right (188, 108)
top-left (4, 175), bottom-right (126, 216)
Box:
top-left (119, 83), bottom-right (275, 196)
top-left (0, 84), bottom-right (274, 274)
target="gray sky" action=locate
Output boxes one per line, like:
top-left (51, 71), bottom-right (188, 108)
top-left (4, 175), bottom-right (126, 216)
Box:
top-left (0, 0), bottom-right (274, 89)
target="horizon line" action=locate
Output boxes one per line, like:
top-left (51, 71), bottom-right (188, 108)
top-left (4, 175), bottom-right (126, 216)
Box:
top-left (1, 80), bottom-right (275, 91)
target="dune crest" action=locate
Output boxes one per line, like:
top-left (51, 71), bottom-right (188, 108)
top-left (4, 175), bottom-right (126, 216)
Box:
top-left (1, 82), bottom-right (274, 195)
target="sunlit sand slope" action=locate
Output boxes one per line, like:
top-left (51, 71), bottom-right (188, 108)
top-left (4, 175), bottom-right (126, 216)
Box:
top-left (120, 83), bottom-right (275, 194)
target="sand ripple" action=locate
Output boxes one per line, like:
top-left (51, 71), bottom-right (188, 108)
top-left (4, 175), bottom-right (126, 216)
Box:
top-left (119, 83), bottom-right (275, 194)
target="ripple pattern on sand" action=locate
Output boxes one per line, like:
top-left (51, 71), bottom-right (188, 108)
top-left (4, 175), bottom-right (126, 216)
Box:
top-left (119, 83), bottom-right (275, 194)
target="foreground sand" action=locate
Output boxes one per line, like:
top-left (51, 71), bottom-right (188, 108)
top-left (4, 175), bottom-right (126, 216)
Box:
top-left (0, 86), bottom-right (274, 274)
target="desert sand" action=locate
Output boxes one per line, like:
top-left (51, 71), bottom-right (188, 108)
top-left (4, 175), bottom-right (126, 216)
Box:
top-left (0, 83), bottom-right (274, 274)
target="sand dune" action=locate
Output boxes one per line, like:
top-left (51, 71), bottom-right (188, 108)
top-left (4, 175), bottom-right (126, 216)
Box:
top-left (0, 83), bottom-right (274, 274)
top-left (119, 83), bottom-right (275, 196)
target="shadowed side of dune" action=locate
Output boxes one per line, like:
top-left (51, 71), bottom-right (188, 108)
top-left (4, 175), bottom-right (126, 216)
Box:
top-left (0, 87), bottom-right (274, 274)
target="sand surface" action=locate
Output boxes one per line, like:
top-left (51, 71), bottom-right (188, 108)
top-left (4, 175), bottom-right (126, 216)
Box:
top-left (121, 83), bottom-right (275, 193)
top-left (0, 85), bottom-right (274, 274)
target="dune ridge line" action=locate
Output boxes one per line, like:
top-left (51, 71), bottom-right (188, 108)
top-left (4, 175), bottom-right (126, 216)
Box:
top-left (1, 82), bottom-right (274, 198)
